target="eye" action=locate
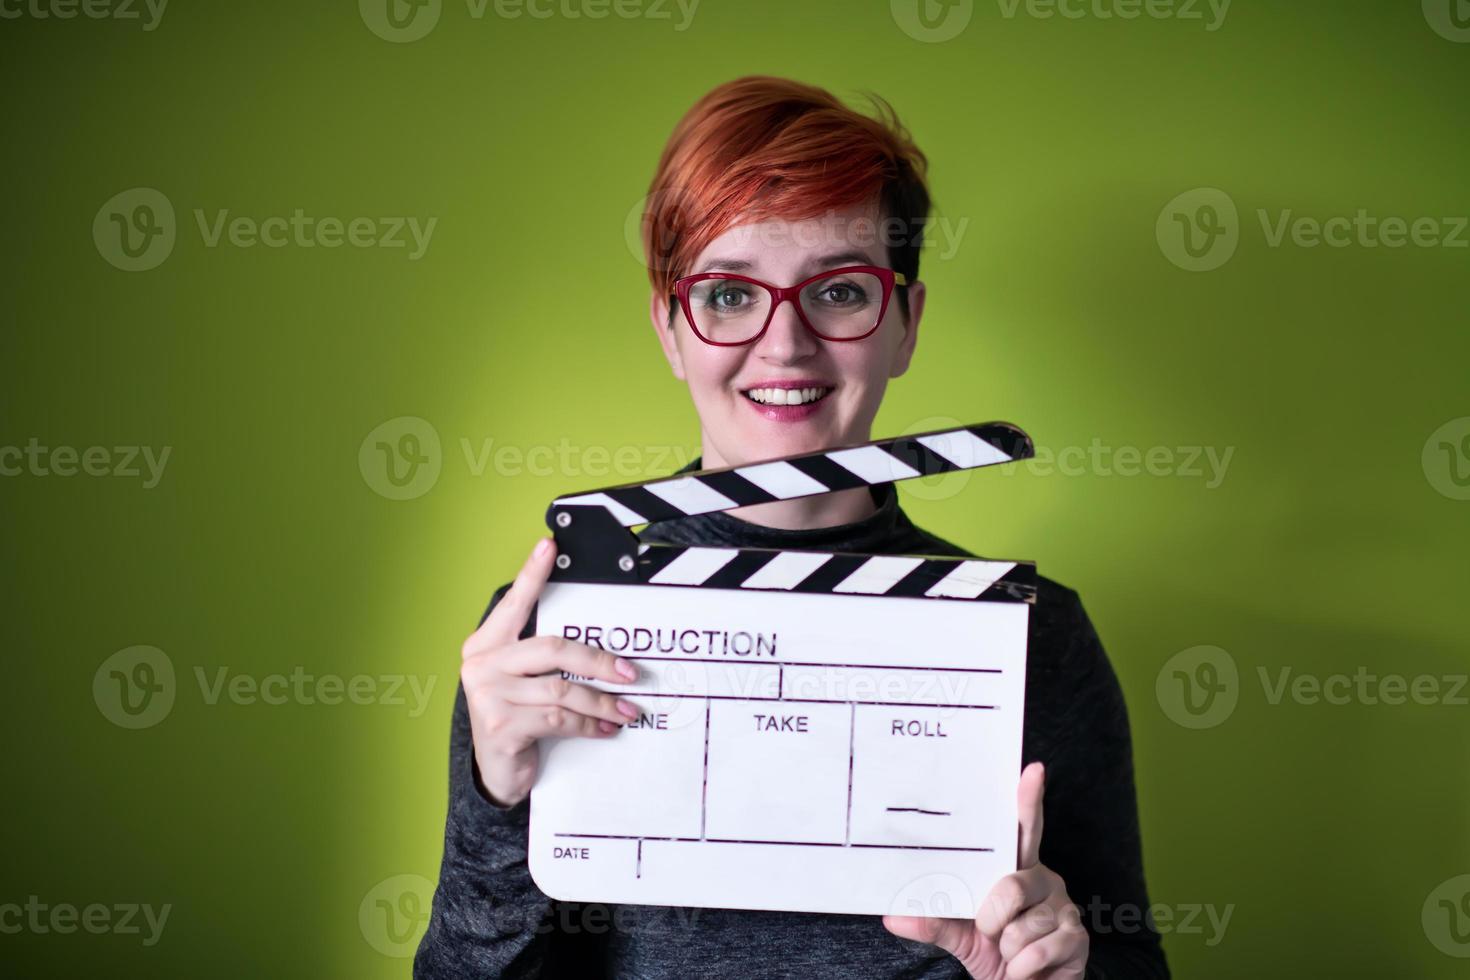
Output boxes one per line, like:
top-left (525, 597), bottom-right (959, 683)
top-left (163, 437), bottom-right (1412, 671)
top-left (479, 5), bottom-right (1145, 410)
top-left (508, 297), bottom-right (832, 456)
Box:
top-left (699, 281), bottom-right (759, 314)
top-left (812, 279), bottom-right (870, 308)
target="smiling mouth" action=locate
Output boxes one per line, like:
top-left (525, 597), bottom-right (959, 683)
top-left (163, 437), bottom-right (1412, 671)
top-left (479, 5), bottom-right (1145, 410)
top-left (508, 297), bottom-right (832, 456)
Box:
top-left (741, 385), bottom-right (834, 406)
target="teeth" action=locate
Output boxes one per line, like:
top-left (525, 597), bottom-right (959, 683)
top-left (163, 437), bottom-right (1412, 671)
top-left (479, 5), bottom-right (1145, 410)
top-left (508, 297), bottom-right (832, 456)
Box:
top-left (745, 386), bottom-right (829, 406)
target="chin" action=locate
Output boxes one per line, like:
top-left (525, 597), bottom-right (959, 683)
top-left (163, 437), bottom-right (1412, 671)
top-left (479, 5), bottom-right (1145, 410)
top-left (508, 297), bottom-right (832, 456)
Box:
top-left (742, 422), bottom-right (845, 458)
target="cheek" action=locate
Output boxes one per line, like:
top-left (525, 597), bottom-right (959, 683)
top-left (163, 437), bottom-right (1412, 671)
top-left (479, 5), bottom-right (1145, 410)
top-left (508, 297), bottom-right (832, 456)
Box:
top-left (678, 345), bottom-right (745, 395)
top-left (862, 318), bottom-right (909, 377)
top-left (828, 345), bottom-right (890, 388)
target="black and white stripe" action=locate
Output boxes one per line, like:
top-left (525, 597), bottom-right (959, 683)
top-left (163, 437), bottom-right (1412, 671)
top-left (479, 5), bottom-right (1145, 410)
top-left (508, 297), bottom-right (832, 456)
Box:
top-left (632, 544), bottom-right (1036, 603)
top-left (549, 422), bottom-right (1032, 529)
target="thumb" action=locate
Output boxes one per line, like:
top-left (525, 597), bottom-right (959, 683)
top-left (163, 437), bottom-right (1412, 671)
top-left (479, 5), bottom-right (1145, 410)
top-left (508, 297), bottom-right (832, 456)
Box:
top-left (882, 913), bottom-right (970, 952)
top-left (1017, 761), bottom-right (1046, 869)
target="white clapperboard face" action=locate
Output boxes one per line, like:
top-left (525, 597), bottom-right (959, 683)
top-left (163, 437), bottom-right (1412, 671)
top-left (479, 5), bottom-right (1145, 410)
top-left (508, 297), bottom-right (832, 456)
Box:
top-left (527, 422), bottom-right (1036, 918)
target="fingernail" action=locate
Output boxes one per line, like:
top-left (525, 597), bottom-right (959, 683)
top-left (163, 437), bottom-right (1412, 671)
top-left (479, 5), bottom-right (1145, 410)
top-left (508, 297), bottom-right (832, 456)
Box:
top-left (533, 537), bottom-right (551, 558)
top-left (616, 698), bottom-right (639, 720)
top-left (597, 719), bottom-right (618, 735)
top-left (615, 657), bottom-right (638, 681)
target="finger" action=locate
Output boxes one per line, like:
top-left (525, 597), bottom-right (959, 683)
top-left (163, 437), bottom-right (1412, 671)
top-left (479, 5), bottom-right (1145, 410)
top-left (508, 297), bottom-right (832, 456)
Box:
top-left (977, 867), bottom-right (1057, 940)
top-left (512, 702), bottom-right (622, 741)
top-left (499, 636), bottom-right (639, 685)
top-left (469, 538), bottom-right (556, 655)
top-left (1002, 918), bottom-right (1088, 980)
top-left (1017, 761), bottom-right (1046, 870)
top-left (881, 914), bottom-right (974, 955)
top-left (500, 673), bottom-right (641, 727)
top-left (997, 896), bottom-right (1063, 963)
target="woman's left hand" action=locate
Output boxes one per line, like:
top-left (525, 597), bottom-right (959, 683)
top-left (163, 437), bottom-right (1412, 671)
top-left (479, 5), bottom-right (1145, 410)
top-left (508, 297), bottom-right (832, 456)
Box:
top-left (883, 762), bottom-right (1089, 979)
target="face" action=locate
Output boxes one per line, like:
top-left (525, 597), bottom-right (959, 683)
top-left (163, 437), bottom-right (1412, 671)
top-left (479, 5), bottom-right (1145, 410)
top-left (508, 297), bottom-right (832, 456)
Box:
top-left (649, 200), bottom-right (925, 470)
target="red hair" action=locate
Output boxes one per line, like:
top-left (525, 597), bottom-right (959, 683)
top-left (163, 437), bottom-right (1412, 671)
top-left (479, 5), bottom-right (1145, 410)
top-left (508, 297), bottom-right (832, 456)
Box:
top-left (642, 76), bottom-right (931, 318)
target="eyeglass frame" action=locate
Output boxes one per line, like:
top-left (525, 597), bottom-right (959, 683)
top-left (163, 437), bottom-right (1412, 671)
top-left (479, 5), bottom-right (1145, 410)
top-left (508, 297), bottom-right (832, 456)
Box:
top-left (671, 264), bottom-right (911, 347)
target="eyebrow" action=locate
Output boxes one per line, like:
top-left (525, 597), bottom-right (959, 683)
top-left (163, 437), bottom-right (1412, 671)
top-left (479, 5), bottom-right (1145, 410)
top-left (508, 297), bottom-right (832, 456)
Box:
top-left (695, 250), bottom-right (880, 277)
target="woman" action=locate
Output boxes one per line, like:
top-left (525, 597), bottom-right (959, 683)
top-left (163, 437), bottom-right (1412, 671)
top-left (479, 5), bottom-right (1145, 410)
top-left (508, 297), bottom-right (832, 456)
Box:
top-left (417, 76), bottom-right (1168, 979)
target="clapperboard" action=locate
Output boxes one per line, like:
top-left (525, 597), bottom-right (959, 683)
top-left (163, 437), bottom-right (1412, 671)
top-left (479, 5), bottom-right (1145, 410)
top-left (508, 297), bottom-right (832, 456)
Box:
top-left (528, 422), bottom-right (1036, 918)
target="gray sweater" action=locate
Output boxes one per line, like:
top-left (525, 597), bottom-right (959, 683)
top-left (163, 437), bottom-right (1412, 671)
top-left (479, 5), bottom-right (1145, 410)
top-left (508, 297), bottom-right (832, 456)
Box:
top-left (416, 470), bottom-right (1169, 979)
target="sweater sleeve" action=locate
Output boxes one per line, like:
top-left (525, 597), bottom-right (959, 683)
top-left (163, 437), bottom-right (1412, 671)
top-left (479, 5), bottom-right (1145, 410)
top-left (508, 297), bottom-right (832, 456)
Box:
top-left (1029, 587), bottom-right (1170, 980)
top-left (414, 584), bottom-right (607, 979)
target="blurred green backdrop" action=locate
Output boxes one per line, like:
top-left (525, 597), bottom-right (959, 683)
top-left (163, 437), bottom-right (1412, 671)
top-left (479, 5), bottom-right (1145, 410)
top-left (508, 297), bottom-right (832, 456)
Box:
top-left (2, 0), bottom-right (1467, 976)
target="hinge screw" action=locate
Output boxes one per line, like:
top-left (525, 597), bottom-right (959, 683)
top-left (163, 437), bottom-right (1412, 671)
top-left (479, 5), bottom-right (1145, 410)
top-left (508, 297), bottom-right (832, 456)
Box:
top-left (555, 555), bottom-right (571, 569)
top-left (555, 511), bottom-right (572, 528)
top-left (618, 555), bottom-right (635, 572)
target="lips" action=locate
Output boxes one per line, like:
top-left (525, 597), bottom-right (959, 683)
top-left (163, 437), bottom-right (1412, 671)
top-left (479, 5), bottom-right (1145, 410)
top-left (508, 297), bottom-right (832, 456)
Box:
top-left (738, 380), bottom-right (834, 421)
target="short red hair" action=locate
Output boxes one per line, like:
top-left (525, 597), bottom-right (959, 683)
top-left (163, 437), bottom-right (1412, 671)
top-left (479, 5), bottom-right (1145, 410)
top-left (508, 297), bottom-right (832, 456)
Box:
top-left (641, 76), bottom-right (931, 318)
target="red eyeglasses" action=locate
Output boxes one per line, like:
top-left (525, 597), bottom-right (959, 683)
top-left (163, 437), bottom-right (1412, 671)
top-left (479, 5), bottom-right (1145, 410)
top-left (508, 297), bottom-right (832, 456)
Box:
top-left (672, 265), bottom-right (909, 347)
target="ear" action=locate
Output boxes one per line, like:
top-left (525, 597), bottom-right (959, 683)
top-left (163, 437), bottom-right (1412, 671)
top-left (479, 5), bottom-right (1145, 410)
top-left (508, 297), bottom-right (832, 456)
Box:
top-left (649, 290), bottom-right (687, 382)
top-left (888, 280), bottom-right (925, 379)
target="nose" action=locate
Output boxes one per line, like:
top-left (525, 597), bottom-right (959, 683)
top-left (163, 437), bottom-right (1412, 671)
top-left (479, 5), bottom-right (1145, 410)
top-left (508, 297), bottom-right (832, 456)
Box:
top-left (752, 296), bottom-right (818, 362)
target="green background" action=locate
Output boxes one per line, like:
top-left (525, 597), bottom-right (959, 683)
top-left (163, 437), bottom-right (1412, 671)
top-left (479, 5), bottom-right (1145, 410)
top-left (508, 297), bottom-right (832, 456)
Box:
top-left (2, 0), bottom-right (1467, 976)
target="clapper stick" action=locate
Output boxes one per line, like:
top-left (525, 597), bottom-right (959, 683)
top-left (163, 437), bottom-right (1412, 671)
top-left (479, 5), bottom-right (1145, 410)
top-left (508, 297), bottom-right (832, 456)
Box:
top-left (528, 421), bottom-right (1038, 916)
top-left (545, 421), bottom-right (1038, 602)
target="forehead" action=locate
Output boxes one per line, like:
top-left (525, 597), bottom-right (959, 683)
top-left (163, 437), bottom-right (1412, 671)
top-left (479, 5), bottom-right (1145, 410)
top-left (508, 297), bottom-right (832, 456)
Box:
top-left (693, 200), bottom-right (887, 272)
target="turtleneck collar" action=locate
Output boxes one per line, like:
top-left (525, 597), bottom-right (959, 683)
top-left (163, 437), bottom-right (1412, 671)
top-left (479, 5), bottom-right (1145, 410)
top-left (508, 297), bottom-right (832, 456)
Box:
top-left (635, 455), bottom-right (916, 554)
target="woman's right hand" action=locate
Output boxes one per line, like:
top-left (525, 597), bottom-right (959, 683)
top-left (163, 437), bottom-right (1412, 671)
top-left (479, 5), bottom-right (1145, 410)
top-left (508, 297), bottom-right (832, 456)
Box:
top-left (460, 536), bottom-right (642, 808)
